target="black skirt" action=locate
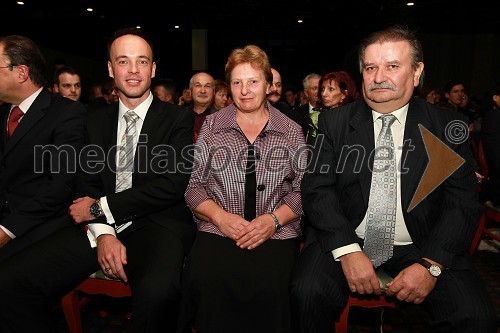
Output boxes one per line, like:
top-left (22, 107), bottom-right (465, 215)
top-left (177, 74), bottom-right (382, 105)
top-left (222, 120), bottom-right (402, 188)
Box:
top-left (178, 231), bottom-right (300, 333)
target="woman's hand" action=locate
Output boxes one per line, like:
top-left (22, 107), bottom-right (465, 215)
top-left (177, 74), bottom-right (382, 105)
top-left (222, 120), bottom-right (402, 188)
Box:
top-left (235, 214), bottom-right (275, 250)
top-left (213, 210), bottom-right (250, 241)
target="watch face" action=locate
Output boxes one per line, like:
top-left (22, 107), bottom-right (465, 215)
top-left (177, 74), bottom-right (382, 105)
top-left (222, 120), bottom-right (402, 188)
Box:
top-left (90, 202), bottom-right (100, 217)
top-left (429, 265), bottom-right (441, 277)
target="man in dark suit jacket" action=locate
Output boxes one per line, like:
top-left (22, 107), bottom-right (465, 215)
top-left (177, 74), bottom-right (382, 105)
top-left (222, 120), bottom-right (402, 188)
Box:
top-left (294, 73), bottom-right (321, 137)
top-left (290, 26), bottom-right (497, 333)
top-left (0, 35), bottom-right (85, 262)
top-left (0, 28), bottom-right (195, 333)
top-left (267, 68), bottom-right (303, 127)
top-left (481, 83), bottom-right (500, 207)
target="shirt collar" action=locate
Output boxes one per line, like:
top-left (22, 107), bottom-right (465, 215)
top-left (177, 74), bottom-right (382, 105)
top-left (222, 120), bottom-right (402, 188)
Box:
top-left (118, 92), bottom-right (153, 121)
top-left (371, 103), bottom-right (409, 127)
top-left (211, 100), bottom-right (288, 136)
top-left (16, 87), bottom-right (43, 114)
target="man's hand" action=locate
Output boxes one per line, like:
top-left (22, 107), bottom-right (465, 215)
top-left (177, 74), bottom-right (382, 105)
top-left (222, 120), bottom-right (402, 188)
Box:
top-left (0, 228), bottom-right (12, 248)
top-left (340, 251), bottom-right (381, 295)
top-left (96, 234), bottom-right (128, 282)
top-left (69, 196), bottom-right (96, 224)
top-left (235, 214), bottom-right (275, 250)
top-left (385, 263), bottom-right (437, 304)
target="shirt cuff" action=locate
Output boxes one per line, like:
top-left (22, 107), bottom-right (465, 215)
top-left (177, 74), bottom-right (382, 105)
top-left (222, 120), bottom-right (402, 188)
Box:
top-left (100, 196), bottom-right (115, 225)
top-left (87, 223), bottom-right (116, 248)
top-left (0, 225), bottom-right (16, 239)
top-left (332, 243), bottom-right (362, 261)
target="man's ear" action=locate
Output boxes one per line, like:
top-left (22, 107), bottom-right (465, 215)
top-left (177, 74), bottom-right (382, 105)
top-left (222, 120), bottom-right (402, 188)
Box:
top-left (16, 65), bottom-right (30, 83)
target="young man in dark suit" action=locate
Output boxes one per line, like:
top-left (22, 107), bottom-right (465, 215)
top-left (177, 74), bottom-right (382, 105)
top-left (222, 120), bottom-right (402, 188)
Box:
top-left (291, 26), bottom-right (497, 332)
top-left (0, 28), bottom-right (195, 333)
top-left (0, 35), bottom-right (86, 262)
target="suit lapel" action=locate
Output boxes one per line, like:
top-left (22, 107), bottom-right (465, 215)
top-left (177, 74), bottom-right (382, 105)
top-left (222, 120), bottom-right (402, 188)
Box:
top-left (401, 98), bottom-right (432, 212)
top-left (132, 99), bottom-right (165, 183)
top-left (0, 104), bottom-right (9, 155)
top-left (102, 105), bottom-right (119, 192)
top-left (346, 102), bottom-right (374, 208)
top-left (3, 90), bottom-right (51, 156)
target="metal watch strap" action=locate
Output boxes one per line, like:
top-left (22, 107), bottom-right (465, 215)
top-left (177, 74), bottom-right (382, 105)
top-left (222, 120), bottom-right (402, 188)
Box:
top-left (269, 212), bottom-right (281, 232)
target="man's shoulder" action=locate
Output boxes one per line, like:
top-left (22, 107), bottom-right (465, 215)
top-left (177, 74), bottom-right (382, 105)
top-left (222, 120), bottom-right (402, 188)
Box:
top-left (321, 100), bottom-right (364, 122)
top-left (419, 98), bottom-right (468, 124)
top-left (156, 100), bottom-right (195, 122)
top-left (296, 103), bottom-right (309, 113)
top-left (42, 92), bottom-right (86, 120)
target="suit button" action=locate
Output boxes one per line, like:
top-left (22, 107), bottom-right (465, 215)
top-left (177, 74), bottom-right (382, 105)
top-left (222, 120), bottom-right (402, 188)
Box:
top-left (257, 184), bottom-right (266, 191)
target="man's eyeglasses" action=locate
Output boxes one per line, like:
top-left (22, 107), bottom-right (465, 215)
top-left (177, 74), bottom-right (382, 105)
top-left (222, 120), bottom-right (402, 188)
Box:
top-left (0, 65), bottom-right (16, 69)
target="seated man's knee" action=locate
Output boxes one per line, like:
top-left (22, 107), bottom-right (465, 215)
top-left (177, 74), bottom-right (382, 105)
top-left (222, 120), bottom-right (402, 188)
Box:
top-left (132, 273), bottom-right (180, 304)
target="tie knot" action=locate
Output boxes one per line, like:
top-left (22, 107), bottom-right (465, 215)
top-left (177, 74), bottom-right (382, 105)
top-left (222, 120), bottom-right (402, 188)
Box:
top-left (380, 114), bottom-right (396, 129)
top-left (123, 110), bottom-right (139, 124)
top-left (9, 106), bottom-right (24, 123)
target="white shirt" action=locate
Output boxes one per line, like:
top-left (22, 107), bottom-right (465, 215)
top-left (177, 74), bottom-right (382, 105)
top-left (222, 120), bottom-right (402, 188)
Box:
top-left (332, 104), bottom-right (413, 260)
top-left (0, 87), bottom-right (43, 238)
top-left (87, 92), bottom-right (153, 247)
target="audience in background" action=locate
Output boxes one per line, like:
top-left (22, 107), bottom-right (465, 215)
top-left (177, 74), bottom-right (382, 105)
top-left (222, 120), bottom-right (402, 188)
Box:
top-left (178, 87), bottom-right (193, 108)
top-left (152, 78), bottom-right (178, 104)
top-left (418, 84), bottom-right (441, 104)
top-left (267, 68), bottom-right (302, 126)
top-left (307, 70), bottom-right (357, 142)
top-left (295, 73), bottom-right (321, 135)
top-left (210, 79), bottom-right (228, 113)
top-left (284, 86), bottom-right (299, 109)
top-left (189, 72), bottom-right (214, 142)
top-left (481, 82), bottom-right (500, 210)
top-left (53, 65), bottom-right (83, 102)
top-left (87, 77), bottom-right (118, 111)
top-left (440, 80), bottom-right (476, 125)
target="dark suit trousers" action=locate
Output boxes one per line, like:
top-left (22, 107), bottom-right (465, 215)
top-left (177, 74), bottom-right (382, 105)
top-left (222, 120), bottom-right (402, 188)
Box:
top-left (290, 239), bottom-right (498, 333)
top-left (0, 222), bottom-right (188, 333)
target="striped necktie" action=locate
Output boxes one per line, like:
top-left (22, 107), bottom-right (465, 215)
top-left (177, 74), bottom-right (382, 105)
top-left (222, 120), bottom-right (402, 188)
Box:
top-left (116, 110), bottom-right (139, 193)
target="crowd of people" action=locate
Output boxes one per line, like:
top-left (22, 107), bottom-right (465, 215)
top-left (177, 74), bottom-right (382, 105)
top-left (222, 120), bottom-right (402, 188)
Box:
top-left (0, 25), bottom-right (498, 333)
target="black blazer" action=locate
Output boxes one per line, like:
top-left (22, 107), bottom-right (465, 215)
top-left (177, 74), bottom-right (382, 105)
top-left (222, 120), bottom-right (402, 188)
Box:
top-left (302, 97), bottom-right (481, 269)
top-left (0, 89), bottom-right (86, 241)
top-left (81, 97), bottom-right (195, 247)
top-left (295, 103), bottom-right (311, 137)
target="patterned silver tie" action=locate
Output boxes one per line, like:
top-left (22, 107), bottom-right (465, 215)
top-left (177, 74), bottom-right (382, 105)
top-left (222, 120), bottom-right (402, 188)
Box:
top-left (116, 110), bottom-right (139, 193)
top-left (363, 114), bottom-right (397, 268)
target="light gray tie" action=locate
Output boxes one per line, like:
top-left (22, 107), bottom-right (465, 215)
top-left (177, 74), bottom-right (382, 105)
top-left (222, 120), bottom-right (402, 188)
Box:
top-left (116, 110), bottom-right (139, 193)
top-left (363, 114), bottom-right (397, 268)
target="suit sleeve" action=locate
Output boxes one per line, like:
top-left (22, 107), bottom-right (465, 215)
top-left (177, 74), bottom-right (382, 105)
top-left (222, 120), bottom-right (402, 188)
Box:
top-left (420, 113), bottom-right (482, 267)
top-left (301, 111), bottom-right (359, 253)
top-left (105, 109), bottom-right (194, 226)
top-left (2, 103), bottom-right (86, 236)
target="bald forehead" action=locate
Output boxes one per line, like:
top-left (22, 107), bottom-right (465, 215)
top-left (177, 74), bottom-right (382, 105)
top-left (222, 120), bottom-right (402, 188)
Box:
top-left (111, 34), bottom-right (152, 59)
top-left (271, 69), bottom-right (281, 81)
top-left (191, 73), bottom-right (214, 86)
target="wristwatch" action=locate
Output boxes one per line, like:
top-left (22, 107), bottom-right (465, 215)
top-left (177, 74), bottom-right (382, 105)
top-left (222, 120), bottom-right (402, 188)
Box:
top-left (89, 199), bottom-right (103, 218)
top-left (269, 212), bottom-right (282, 232)
top-left (416, 258), bottom-right (442, 277)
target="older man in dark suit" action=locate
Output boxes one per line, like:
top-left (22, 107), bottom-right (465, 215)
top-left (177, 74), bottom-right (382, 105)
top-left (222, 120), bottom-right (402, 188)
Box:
top-left (0, 35), bottom-right (85, 262)
top-left (0, 28), bottom-right (194, 333)
top-left (291, 26), bottom-right (497, 333)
